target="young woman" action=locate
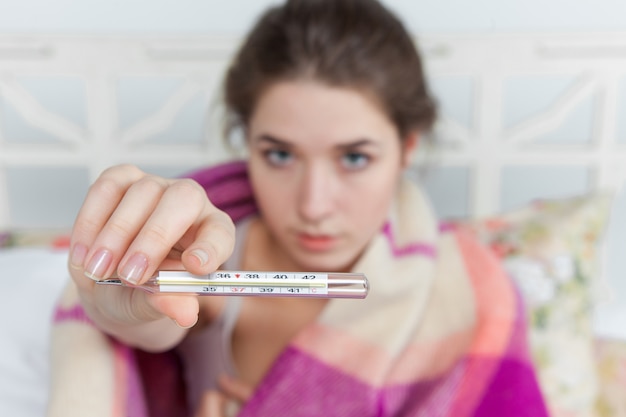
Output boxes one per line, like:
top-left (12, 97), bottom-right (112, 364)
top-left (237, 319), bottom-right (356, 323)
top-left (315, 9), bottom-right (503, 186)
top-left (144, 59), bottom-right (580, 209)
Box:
top-left (49, 1), bottom-right (549, 416)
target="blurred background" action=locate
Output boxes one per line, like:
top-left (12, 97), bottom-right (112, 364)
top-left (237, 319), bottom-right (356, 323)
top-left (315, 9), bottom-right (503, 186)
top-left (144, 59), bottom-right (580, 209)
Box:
top-left (1, 2), bottom-right (626, 415)
top-left (0, 0), bottom-right (625, 334)
top-left (0, 0), bottom-right (625, 34)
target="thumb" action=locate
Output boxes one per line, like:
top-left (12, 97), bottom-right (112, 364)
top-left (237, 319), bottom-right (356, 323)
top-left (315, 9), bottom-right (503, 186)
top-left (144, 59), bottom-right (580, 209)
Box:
top-left (94, 285), bottom-right (199, 328)
top-left (146, 293), bottom-right (199, 328)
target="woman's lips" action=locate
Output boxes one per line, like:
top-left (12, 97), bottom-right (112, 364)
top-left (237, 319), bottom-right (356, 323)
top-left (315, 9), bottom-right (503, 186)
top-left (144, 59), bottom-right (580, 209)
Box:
top-left (297, 233), bottom-right (337, 252)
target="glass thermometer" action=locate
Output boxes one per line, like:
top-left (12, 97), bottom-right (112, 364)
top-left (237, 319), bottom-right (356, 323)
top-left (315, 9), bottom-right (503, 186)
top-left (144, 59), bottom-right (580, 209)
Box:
top-left (96, 270), bottom-right (369, 299)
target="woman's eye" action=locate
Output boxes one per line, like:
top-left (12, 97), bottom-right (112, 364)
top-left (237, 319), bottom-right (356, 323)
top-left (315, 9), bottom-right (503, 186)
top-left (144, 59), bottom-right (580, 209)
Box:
top-left (264, 149), bottom-right (293, 166)
top-left (341, 152), bottom-right (370, 170)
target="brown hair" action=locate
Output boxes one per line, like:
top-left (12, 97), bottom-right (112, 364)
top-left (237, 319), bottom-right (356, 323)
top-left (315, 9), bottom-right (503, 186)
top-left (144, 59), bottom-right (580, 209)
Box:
top-left (223, 0), bottom-right (437, 142)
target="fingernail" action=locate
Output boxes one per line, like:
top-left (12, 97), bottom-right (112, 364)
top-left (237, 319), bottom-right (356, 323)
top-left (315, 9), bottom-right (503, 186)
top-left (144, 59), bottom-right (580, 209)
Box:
top-left (190, 249), bottom-right (209, 266)
top-left (173, 316), bottom-right (197, 329)
top-left (69, 243), bottom-right (88, 269)
top-left (119, 253), bottom-right (148, 285)
top-left (84, 249), bottom-right (113, 281)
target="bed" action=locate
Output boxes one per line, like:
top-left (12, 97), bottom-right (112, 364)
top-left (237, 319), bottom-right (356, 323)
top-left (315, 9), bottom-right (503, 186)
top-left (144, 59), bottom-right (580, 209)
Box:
top-left (1, 32), bottom-right (626, 416)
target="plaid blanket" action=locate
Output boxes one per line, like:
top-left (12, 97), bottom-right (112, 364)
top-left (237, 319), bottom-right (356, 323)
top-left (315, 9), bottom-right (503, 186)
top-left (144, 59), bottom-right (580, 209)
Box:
top-left (48, 161), bottom-right (548, 416)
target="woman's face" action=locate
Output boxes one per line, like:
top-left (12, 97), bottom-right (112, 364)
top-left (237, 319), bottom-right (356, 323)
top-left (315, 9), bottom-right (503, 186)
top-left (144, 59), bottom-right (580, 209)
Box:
top-left (247, 80), bottom-right (413, 272)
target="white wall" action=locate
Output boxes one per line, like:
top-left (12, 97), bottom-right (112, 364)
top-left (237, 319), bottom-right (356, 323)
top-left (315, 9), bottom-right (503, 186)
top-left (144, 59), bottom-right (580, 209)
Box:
top-left (0, 0), bottom-right (625, 35)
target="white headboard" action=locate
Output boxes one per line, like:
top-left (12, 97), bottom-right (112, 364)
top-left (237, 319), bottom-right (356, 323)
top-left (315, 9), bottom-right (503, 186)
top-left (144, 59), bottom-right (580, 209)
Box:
top-left (1, 32), bottom-right (626, 339)
top-left (0, 32), bottom-right (625, 230)
top-left (420, 32), bottom-right (626, 215)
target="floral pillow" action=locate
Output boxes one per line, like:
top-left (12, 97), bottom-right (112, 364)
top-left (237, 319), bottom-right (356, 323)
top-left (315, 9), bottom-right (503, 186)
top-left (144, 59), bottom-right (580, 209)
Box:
top-left (594, 337), bottom-right (626, 417)
top-left (459, 192), bottom-right (613, 417)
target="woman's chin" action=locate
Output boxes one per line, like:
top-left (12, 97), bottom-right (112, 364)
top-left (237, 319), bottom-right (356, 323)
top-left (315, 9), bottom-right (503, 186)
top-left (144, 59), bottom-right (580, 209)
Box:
top-left (288, 250), bottom-right (356, 273)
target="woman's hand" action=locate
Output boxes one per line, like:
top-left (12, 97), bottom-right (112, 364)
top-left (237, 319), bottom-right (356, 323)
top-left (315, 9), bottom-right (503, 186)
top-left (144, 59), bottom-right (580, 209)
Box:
top-left (194, 375), bottom-right (253, 417)
top-left (67, 164), bottom-right (235, 350)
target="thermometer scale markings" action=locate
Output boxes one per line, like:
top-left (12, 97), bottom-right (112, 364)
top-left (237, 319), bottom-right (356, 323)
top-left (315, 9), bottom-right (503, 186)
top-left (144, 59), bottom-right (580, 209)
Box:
top-left (95, 270), bottom-right (369, 298)
top-left (158, 271), bottom-right (328, 295)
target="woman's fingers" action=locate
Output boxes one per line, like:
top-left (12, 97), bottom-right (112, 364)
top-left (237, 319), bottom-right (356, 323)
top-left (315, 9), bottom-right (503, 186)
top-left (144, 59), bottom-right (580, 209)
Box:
top-left (67, 164), bottom-right (237, 334)
top-left (115, 178), bottom-right (234, 285)
top-left (75, 171), bottom-right (235, 287)
top-left (69, 165), bottom-right (146, 289)
top-left (92, 285), bottom-right (199, 329)
top-left (82, 174), bottom-right (169, 282)
top-left (111, 178), bottom-right (204, 285)
top-left (145, 293), bottom-right (199, 328)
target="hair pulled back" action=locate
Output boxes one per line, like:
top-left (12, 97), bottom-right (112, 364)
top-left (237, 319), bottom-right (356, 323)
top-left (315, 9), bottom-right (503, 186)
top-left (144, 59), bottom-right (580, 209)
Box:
top-left (223, 0), bottom-right (437, 141)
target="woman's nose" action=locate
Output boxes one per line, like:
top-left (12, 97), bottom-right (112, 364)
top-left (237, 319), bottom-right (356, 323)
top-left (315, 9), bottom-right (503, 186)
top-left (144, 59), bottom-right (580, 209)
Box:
top-left (297, 164), bottom-right (335, 223)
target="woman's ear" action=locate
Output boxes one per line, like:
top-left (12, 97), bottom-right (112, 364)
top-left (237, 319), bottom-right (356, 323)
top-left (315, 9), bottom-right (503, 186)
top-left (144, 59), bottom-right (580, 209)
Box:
top-left (401, 132), bottom-right (419, 169)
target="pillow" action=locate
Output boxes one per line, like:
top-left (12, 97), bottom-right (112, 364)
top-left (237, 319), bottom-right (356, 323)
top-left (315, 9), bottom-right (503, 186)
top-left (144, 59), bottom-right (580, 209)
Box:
top-left (459, 192), bottom-right (613, 417)
top-left (593, 337), bottom-right (626, 417)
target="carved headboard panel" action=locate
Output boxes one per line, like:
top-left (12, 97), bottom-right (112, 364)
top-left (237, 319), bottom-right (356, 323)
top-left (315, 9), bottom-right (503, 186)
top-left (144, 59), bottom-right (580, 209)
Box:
top-left (0, 33), bottom-right (625, 229)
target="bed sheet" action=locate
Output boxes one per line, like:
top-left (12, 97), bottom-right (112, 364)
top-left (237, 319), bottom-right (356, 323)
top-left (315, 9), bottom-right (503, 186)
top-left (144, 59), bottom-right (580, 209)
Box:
top-left (0, 246), bottom-right (69, 417)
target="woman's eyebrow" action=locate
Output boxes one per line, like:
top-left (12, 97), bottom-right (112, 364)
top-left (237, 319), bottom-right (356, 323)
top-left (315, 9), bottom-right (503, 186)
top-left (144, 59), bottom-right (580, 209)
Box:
top-left (255, 135), bottom-right (378, 150)
top-left (336, 139), bottom-right (378, 151)
top-left (254, 134), bottom-right (293, 147)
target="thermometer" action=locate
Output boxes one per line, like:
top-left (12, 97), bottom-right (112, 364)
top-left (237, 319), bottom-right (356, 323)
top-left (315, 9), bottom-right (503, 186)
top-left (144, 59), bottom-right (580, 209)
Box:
top-left (96, 270), bottom-right (369, 299)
